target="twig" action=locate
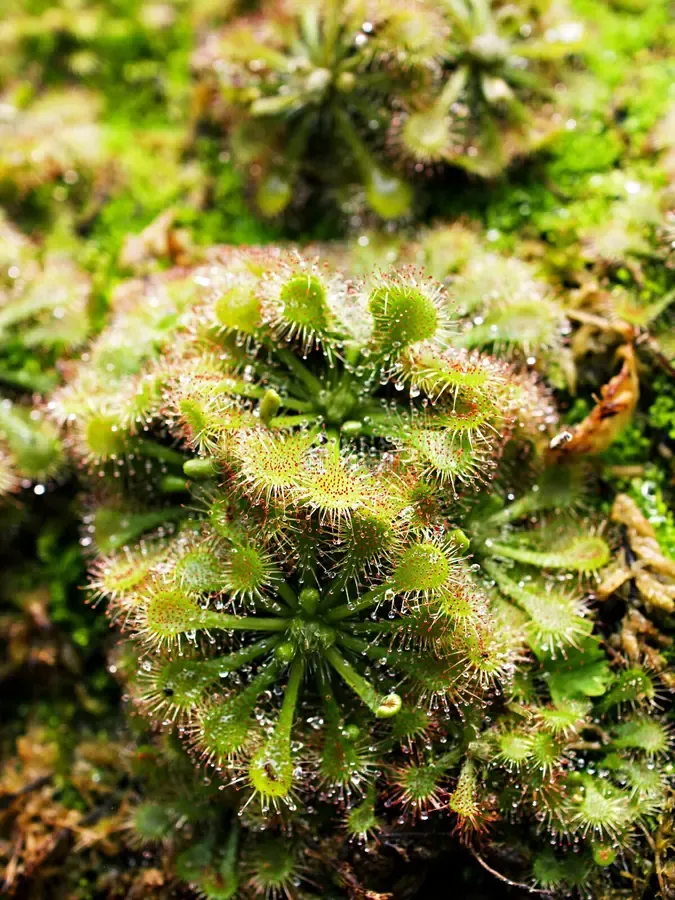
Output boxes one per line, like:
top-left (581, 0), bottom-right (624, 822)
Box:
top-left (469, 847), bottom-right (554, 895)
top-left (637, 331), bottom-right (675, 378)
top-left (0, 775), bottom-right (53, 811)
top-left (567, 740), bottom-right (603, 751)
top-left (639, 822), bottom-right (665, 899)
top-left (579, 722), bottom-right (612, 743)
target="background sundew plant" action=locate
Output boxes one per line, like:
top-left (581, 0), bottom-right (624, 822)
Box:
top-left (194, 0), bottom-right (586, 221)
top-left (1, 2), bottom-right (675, 900)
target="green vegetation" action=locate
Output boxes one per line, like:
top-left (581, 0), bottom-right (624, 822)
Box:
top-left (0, 1), bottom-right (674, 898)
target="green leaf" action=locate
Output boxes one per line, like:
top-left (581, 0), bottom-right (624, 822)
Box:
top-left (538, 636), bottom-right (612, 703)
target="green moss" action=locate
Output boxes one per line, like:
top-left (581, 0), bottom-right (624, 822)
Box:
top-left (627, 477), bottom-right (675, 561)
top-left (548, 126), bottom-right (624, 182)
top-left (570, 0), bottom-right (672, 85)
top-left (648, 376), bottom-right (675, 441)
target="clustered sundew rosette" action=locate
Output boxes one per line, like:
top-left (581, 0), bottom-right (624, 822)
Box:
top-left (51, 249), bottom-right (554, 793)
top-left (194, 0), bottom-right (584, 219)
top-left (43, 242), bottom-right (674, 897)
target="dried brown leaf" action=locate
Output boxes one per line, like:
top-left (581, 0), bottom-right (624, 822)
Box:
top-left (551, 344), bottom-right (639, 456)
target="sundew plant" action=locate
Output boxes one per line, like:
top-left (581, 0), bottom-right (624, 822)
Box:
top-left (52, 249), bottom-right (556, 805)
top-left (195, 0), bottom-right (584, 219)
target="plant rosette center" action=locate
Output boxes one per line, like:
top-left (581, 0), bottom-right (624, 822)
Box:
top-left (314, 384), bottom-right (359, 427)
top-left (283, 589), bottom-right (338, 653)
